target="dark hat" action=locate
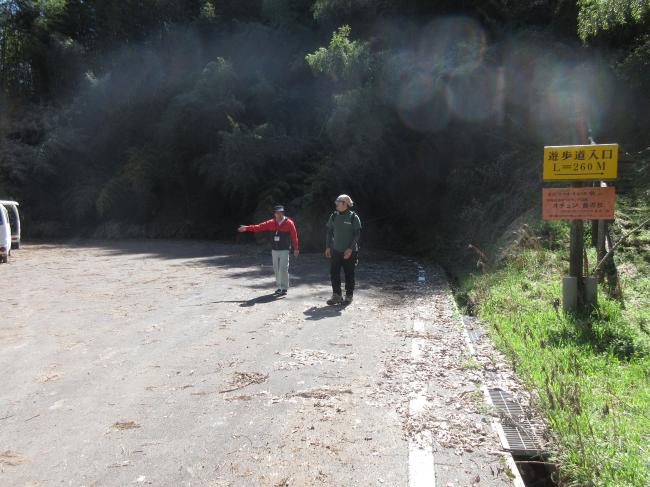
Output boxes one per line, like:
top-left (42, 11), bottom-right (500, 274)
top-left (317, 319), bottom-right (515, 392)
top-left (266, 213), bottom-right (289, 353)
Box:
top-left (272, 205), bottom-right (285, 213)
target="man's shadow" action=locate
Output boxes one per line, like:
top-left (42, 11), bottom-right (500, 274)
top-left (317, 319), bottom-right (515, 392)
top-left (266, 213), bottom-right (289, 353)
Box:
top-left (239, 293), bottom-right (285, 307)
top-left (303, 303), bottom-right (349, 321)
top-left (211, 293), bottom-right (284, 307)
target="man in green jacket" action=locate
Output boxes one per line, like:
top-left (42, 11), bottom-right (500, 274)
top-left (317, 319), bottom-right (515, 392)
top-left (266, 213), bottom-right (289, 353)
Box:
top-left (325, 194), bottom-right (362, 305)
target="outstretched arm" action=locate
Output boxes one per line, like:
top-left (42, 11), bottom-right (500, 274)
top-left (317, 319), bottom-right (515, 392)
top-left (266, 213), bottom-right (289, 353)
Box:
top-left (238, 219), bottom-right (274, 233)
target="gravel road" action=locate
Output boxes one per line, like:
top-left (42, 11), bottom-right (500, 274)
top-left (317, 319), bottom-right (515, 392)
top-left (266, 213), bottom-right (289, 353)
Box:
top-left (0, 241), bottom-right (514, 487)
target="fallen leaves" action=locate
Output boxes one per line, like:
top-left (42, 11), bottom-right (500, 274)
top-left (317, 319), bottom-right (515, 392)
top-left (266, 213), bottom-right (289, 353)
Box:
top-left (219, 371), bottom-right (269, 393)
top-left (35, 372), bottom-right (62, 383)
top-left (290, 387), bottom-right (353, 400)
top-left (225, 394), bottom-right (253, 401)
top-left (274, 348), bottom-right (352, 371)
top-left (0, 450), bottom-right (28, 466)
top-left (112, 421), bottom-right (141, 430)
top-left (369, 269), bottom-right (510, 455)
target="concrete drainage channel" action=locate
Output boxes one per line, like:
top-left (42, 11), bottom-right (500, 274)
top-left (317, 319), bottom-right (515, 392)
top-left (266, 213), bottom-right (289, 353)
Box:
top-left (462, 317), bottom-right (558, 487)
top-left (411, 260), bottom-right (558, 487)
top-left (482, 386), bottom-right (557, 487)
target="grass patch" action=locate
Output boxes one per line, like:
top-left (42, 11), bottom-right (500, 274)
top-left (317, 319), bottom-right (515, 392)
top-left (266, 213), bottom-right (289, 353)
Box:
top-left (461, 356), bottom-right (482, 370)
top-left (458, 213), bottom-right (650, 486)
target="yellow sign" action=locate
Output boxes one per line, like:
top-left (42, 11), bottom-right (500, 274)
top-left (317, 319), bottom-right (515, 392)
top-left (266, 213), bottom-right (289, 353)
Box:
top-left (543, 144), bottom-right (618, 181)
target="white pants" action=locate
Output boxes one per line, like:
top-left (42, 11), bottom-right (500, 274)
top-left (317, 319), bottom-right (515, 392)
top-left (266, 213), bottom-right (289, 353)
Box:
top-left (271, 250), bottom-right (290, 290)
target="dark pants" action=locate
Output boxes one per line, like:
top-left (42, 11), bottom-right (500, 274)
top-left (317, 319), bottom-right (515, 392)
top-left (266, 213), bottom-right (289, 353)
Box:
top-left (330, 250), bottom-right (358, 296)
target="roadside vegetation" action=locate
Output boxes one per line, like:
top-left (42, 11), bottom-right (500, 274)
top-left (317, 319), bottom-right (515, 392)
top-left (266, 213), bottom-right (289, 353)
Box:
top-left (457, 197), bottom-right (650, 487)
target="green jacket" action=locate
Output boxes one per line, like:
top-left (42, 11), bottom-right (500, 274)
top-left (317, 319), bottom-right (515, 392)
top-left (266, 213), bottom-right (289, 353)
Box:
top-left (325, 210), bottom-right (362, 252)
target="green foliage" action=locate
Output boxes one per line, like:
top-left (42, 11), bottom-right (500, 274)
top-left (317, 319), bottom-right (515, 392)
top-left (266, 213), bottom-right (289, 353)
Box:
top-left (461, 245), bottom-right (649, 486)
top-left (40, 0), bottom-right (68, 20)
top-left (578, 0), bottom-right (650, 40)
top-left (311, 0), bottom-right (386, 22)
top-left (305, 25), bottom-right (372, 84)
top-left (327, 87), bottom-right (384, 147)
top-left (159, 57), bottom-right (243, 153)
top-left (618, 34), bottom-right (650, 88)
top-left (457, 199), bottom-right (650, 486)
top-left (609, 195), bottom-right (650, 334)
top-left (200, 0), bottom-right (216, 19)
top-left (2, 3), bottom-right (648, 258)
top-left (532, 220), bottom-right (571, 250)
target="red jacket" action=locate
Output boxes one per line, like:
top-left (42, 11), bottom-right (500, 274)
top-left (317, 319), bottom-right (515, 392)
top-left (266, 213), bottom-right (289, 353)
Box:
top-left (246, 217), bottom-right (299, 251)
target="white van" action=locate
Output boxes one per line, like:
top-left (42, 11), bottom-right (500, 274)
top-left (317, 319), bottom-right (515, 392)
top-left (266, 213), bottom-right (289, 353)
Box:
top-left (0, 204), bottom-right (11, 263)
top-left (0, 200), bottom-right (20, 250)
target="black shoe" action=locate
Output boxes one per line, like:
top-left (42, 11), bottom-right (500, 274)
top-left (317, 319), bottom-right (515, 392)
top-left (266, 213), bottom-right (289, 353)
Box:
top-left (343, 294), bottom-right (353, 304)
top-left (273, 289), bottom-right (282, 295)
top-left (280, 289), bottom-right (287, 296)
top-left (326, 293), bottom-right (343, 305)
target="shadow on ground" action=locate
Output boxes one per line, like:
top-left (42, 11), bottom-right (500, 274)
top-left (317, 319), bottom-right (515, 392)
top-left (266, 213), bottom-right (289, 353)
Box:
top-left (209, 293), bottom-right (287, 307)
top-left (303, 304), bottom-right (350, 321)
top-left (26, 239), bottom-right (427, 298)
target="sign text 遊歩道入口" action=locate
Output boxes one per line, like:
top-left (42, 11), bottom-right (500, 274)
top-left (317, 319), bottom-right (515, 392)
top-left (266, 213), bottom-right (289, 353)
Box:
top-left (543, 144), bottom-right (618, 181)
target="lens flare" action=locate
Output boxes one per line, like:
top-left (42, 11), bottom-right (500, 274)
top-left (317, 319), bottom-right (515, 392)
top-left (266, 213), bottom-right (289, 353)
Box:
top-left (446, 65), bottom-right (498, 122)
top-left (386, 16), bottom-right (488, 132)
top-left (502, 36), bottom-right (615, 144)
top-left (379, 49), bottom-right (419, 106)
top-left (397, 74), bottom-right (450, 132)
top-left (417, 16), bottom-right (487, 76)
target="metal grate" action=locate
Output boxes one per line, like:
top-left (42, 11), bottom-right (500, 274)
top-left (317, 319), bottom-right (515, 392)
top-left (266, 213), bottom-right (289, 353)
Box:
top-left (488, 389), bottom-right (544, 456)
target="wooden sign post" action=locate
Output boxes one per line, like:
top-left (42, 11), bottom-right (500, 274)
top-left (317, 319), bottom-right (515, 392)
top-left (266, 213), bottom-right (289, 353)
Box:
top-left (542, 144), bottom-right (619, 312)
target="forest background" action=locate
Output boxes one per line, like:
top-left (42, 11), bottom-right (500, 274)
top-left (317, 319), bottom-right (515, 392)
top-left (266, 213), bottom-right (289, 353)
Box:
top-left (2, 0), bottom-right (648, 254)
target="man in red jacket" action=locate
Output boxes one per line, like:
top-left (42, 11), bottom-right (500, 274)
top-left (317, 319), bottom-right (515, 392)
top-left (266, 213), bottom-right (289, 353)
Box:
top-left (238, 205), bottom-right (299, 295)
